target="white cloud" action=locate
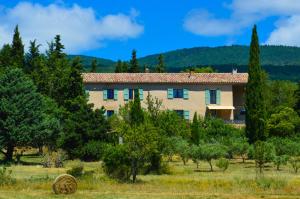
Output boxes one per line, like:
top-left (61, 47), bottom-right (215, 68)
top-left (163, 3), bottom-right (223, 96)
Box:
top-left (184, 0), bottom-right (300, 46)
top-left (266, 15), bottom-right (300, 46)
top-left (0, 2), bottom-right (144, 53)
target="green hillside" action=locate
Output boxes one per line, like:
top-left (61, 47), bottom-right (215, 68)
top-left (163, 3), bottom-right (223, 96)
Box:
top-left (68, 55), bottom-right (115, 72)
top-left (71, 45), bottom-right (300, 81)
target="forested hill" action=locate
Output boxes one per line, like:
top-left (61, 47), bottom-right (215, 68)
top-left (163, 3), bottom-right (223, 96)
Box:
top-left (72, 45), bottom-right (300, 81)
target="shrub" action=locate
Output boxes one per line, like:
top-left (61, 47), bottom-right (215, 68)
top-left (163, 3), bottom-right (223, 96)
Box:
top-left (0, 167), bottom-right (16, 186)
top-left (80, 141), bottom-right (107, 161)
top-left (216, 158), bottom-right (230, 172)
top-left (200, 143), bottom-right (228, 171)
top-left (256, 177), bottom-right (287, 190)
top-left (289, 157), bottom-right (300, 173)
top-left (67, 161), bottom-right (84, 177)
top-left (102, 144), bottom-right (131, 181)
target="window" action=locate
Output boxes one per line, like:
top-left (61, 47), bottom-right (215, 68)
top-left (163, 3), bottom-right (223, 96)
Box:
top-left (210, 90), bottom-right (217, 104)
top-left (173, 89), bottom-right (183, 98)
top-left (174, 110), bottom-right (184, 118)
top-left (106, 110), bottom-right (114, 117)
top-left (107, 89), bottom-right (114, 99)
top-left (129, 89), bottom-right (138, 99)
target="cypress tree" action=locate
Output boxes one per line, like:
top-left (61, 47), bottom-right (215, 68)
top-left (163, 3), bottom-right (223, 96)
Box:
top-left (122, 62), bottom-right (128, 72)
top-left (11, 25), bottom-right (24, 68)
top-left (191, 112), bottom-right (201, 145)
top-left (53, 35), bottom-right (65, 59)
top-left (25, 40), bottom-right (41, 74)
top-left (129, 49), bottom-right (139, 73)
top-left (155, 54), bottom-right (165, 73)
top-left (245, 25), bottom-right (267, 144)
top-left (130, 90), bottom-right (144, 126)
top-left (90, 59), bottom-right (97, 72)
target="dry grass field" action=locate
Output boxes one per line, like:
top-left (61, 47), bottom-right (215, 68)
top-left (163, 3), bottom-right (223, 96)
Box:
top-left (1, 154), bottom-right (300, 199)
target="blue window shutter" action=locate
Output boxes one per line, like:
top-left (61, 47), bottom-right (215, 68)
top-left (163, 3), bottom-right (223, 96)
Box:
top-left (167, 88), bottom-right (173, 99)
top-left (103, 89), bottom-right (108, 100)
top-left (184, 110), bottom-right (190, 120)
top-left (216, 89), bottom-right (221, 105)
top-left (139, 89), bottom-right (144, 100)
top-left (124, 88), bottom-right (129, 101)
top-left (205, 89), bottom-right (210, 105)
top-left (183, 89), bottom-right (189, 99)
top-left (114, 89), bottom-right (118, 100)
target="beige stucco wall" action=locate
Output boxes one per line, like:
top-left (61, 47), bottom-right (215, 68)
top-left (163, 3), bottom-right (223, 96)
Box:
top-left (85, 83), bottom-right (238, 120)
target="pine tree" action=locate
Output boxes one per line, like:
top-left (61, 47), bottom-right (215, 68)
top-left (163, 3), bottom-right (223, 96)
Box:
top-left (67, 57), bottom-right (85, 100)
top-left (245, 25), bottom-right (267, 144)
top-left (90, 59), bottom-right (97, 72)
top-left (122, 62), bottom-right (128, 72)
top-left (25, 40), bottom-right (41, 74)
top-left (115, 60), bottom-right (123, 73)
top-left (0, 44), bottom-right (12, 69)
top-left (11, 25), bottom-right (24, 68)
top-left (52, 35), bottom-right (65, 59)
top-left (129, 49), bottom-right (139, 73)
top-left (191, 112), bottom-right (201, 145)
top-left (155, 54), bottom-right (165, 73)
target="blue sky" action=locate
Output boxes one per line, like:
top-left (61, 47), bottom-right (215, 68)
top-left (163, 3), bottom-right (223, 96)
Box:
top-left (0, 0), bottom-right (299, 60)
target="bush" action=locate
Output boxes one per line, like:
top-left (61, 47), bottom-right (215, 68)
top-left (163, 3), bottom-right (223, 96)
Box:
top-left (273, 155), bottom-right (289, 170)
top-left (0, 167), bottom-right (16, 186)
top-left (102, 144), bottom-right (131, 181)
top-left (256, 177), bottom-right (287, 190)
top-left (216, 158), bottom-right (229, 172)
top-left (80, 141), bottom-right (107, 161)
top-left (67, 161), bottom-right (84, 177)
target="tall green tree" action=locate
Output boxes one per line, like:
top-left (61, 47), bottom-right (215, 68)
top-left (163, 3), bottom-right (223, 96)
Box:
top-left (11, 25), bottom-right (24, 68)
top-left (129, 91), bottom-right (144, 126)
top-left (245, 25), bottom-right (268, 143)
top-left (0, 69), bottom-right (48, 161)
top-left (129, 49), bottom-right (139, 73)
top-left (25, 40), bottom-right (42, 74)
top-left (90, 59), bottom-right (97, 72)
top-left (155, 54), bottom-right (165, 73)
top-left (191, 113), bottom-right (201, 145)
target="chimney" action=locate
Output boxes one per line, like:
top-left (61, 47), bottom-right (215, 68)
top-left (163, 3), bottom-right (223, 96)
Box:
top-left (232, 68), bottom-right (238, 74)
top-left (145, 67), bottom-right (150, 73)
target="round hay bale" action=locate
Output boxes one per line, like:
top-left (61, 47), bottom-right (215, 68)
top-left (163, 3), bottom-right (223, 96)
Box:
top-left (52, 174), bottom-right (77, 194)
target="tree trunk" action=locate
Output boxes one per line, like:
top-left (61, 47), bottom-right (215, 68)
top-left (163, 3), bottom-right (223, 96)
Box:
top-left (5, 144), bottom-right (14, 162)
top-left (131, 159), bottom-right (138, 183)
top-left (208, 160), bottom-right (213, 172)
top-left (38, 146), bottom-right (43, 155)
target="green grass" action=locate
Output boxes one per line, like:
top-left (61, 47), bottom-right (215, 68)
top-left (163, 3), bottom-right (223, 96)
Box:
top-left (1, 155), bottom-right (300, 199)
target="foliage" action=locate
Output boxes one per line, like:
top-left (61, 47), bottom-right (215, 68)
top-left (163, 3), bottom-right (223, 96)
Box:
top-left (67, 161), bottom-right (84, 177)
top-left (42, 150), bottom-right (67, 168)
top-left (273, 155), bottom-right (289, 171)
top-left (245, 25), bottom-right (268, 143)
top-left (129, 49), bottom-right (139, 73)
top-left (0, 167), bottom-right (16, 186)
top-left (102, 144), bottom-right (131, 181)
top-left (189, 144), bottom-right (202, 168)
top-left (191, 113), bottom-right (202, 145)
top-left (254, 141), bottom-right (275, 173)
top-left (200, 143), bottom-right (228, 171)
top-left (0, 68), bottom-right (54, 161)
top-left (11, 25), bottom-right (24, 68)
top-left (183, 66), bottom-right (216, 73)
top-left (289, 157), bottom-right (300, 173)
top-left (174, 138), bottom-right (190, 165)
top-left (90, 58), bottom-right (97, 72)
top-left (155, 54), bottom-right (165, 73)
top-left (267, 107), bottom-right (300, 137)
top-left (216, 158), bottom-right (230, 172)
top-left (79, 141), bottom-right (107, 161)
top-left (231, 138), bottom-right (250, 163)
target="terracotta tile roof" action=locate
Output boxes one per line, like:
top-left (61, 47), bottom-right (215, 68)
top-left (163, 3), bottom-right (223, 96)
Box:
top-left (82, 73), bottom-right (248, 84)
